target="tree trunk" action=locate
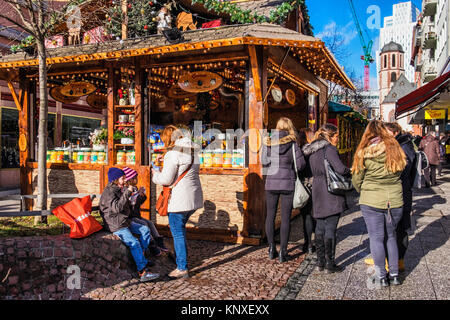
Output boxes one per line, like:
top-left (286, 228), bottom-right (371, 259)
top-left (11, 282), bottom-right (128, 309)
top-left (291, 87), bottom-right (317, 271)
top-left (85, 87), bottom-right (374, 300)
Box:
top-left (34, 39), bottom-right (48, 225)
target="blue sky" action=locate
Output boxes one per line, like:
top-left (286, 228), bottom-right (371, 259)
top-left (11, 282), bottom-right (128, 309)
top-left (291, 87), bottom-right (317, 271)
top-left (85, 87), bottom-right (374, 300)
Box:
top-left (305, 0), bottom-right (421, 90)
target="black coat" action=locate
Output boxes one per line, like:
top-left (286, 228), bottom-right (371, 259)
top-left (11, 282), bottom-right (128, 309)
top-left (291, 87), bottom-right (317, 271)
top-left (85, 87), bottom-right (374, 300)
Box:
top-left (99, 183), bottom-right (133, 233)
top-left (397, 133), bottom-right (416, 230)
top-left (262, 130), bottom-right (306, 191)
top-left (303, 139), bottom-right (350, 219)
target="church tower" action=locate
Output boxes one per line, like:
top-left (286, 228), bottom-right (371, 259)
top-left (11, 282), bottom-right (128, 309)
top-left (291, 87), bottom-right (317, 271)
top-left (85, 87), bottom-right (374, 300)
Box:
top-left (378, 41), bottom-right (405, 120)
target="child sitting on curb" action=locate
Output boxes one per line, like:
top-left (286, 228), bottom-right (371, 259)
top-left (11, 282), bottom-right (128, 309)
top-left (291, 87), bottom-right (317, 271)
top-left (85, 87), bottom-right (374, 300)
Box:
top-left (99, 167), bottom-right (159, 283)
top-left (123, 167), bottom-right (169, 255)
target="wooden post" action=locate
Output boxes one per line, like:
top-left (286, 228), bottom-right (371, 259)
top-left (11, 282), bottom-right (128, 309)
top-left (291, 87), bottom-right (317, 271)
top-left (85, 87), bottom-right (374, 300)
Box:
top-left (243, 45), bottom-right (266, 239)
top-left (107, 64), bottom-right (119, 166)
top-left (55, 101), bottom-right (63, 147)
top-left (134, 61), bottom-right (142, 166)
top-left (121, 0), bottom-right (128, 40)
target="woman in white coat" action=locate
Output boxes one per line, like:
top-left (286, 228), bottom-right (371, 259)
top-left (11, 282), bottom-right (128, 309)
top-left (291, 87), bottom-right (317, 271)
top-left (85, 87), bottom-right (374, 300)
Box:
top-left (152, 125), bottom-right (203, 279)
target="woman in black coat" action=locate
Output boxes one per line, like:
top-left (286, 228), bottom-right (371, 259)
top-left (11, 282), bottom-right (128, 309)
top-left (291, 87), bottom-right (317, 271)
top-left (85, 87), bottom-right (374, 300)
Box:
top-left (302, 123), bottom-right (350, 273)
top-left (262, 117), bottom-right (306, 262)
top-left (384, 123), bottom-right (416, 271)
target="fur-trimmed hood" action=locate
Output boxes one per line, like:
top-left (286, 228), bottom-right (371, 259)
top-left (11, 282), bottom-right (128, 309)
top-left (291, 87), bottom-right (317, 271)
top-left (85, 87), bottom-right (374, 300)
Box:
top-left (263, 130), bottom-right (297, 155)
top-left (263, 131), bottom-right (297, 147)
top-left (301, 138), bottom-right (330, 156)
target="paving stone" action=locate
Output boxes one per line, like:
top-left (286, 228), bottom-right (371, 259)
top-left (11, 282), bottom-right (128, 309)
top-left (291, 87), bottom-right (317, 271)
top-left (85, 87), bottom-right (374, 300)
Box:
top-left (295, 279), bottom-right (345, 300)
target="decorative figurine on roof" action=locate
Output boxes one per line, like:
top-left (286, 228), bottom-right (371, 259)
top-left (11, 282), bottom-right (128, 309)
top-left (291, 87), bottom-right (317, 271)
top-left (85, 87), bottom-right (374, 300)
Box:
top-left (66, 4), bottom-right (82, 45)
top-left (156, 3), bottom-right (172, 34)
top-left (176, 12), bottom-right (197, 31)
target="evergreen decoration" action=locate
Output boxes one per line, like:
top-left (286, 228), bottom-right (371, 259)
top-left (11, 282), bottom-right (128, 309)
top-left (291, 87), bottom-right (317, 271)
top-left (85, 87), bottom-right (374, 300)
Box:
top-left (104, 0), bottom-right (314, 39)
top-left (104, 0), bottom-right (167, 38)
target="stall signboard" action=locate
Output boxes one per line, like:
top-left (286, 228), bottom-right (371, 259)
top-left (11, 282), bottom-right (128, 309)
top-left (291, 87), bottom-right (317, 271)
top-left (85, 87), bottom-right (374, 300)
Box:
top-left (425, 109), bottom-right (446, 120)
top-left (178, 71), bottom-right (223, 93)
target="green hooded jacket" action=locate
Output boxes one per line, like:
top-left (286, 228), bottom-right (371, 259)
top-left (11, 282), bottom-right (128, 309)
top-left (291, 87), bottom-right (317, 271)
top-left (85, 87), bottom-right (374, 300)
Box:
top-left (352, 140), bottom-right (404, 209)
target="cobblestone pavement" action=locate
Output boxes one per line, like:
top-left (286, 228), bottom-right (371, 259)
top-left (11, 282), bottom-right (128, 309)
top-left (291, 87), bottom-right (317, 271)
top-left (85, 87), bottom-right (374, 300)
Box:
top-left (284, 169), bottom-right (450, 300)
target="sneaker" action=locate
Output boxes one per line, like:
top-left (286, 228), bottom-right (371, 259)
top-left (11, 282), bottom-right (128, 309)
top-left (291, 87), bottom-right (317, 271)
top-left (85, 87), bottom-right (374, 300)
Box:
top-left (389, 274), bottom-right (402, 286)
top-left (155, 236), bottom-right (169, 252)
top-left (138, 269), bottom-right (160, 282)
top-left (149, 245), bottom-right (162, 257)
top-left (167, 268), bottom-right (189, 279)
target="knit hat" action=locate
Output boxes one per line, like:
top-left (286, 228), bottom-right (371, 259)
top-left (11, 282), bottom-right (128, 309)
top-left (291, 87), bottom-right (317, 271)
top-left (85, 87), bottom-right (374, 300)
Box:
top-left (108, 167), bottom-right (125, 183)
top-left (123, 167), bottom-right (138, 182)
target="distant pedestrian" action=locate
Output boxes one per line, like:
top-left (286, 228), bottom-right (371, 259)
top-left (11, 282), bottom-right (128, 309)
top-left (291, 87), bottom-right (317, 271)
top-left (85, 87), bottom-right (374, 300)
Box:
top-left (419, 131), bottom-right (441, 186)
top-left (99, 167), bottom-right (160, 283)
top-left (352, 120), bottom-right (406, 287)
top-left (298, 127), bottom-right (316, 255)
top-left (438, 133), bottom-right (446, 176)
top-left (152, 125), bottom-right (203, 279)
top-left (383, 122), bottom-right (417, 272)
top-left (123, 166), bottom-right (169, 255)
top-left (262, 117), bottom-right (306, 262)
top-left (304, 123), bottom-right (349, 273)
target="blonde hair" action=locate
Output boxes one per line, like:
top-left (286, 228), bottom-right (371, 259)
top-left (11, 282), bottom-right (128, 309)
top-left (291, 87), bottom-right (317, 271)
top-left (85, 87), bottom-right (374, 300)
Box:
top-left (313, 123), bottom-right (338, 143)
top-left (160, 125), bottom-right (184, 153)
top-left (276, 117), bottom-right (298, 140)
top-left (351, 120), bottom-right (406, 174)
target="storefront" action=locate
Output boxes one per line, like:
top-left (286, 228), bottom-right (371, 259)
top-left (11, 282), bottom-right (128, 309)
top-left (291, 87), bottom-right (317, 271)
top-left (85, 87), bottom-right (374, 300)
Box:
top-left (327, 101), bottom-right (367, 167)
top-left (0, 24), bottom-right (354, 244)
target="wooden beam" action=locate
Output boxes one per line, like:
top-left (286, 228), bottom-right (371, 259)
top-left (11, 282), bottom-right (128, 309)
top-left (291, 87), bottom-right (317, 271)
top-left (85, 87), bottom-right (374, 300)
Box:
top-left (107, 65), bottom-right (115, 167)
top-left (7, 81), bottom-right (21, 112)
top-left (145, 52), bottom-right (248, 68)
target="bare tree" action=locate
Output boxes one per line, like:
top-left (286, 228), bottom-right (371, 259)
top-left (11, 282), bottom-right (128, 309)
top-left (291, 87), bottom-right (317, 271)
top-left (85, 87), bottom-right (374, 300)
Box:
top-left (0, 0), bottom-right (67, 224)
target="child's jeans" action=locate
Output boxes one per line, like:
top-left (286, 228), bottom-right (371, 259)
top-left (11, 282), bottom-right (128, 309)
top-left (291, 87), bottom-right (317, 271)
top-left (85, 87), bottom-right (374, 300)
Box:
top-left (132, 217), bottom-right (161, 239)
top-left (113, 221), bottom-right (152, 272)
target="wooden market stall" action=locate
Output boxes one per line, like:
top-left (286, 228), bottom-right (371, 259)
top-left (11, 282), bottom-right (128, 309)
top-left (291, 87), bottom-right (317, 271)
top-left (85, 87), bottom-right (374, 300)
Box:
top-left (0, 23), bottom-right (354, 245)
top-left (327, 101), bottom-right (367, 167)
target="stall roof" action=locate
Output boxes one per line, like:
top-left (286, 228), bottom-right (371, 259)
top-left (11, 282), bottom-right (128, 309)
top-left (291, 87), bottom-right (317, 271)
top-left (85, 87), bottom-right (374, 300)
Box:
top-left (328, 101), bottom-right (353, 113)
top-left (395, 71), bottom-right (450, 119)
top-left (0, 23), bottom-right (354, 90)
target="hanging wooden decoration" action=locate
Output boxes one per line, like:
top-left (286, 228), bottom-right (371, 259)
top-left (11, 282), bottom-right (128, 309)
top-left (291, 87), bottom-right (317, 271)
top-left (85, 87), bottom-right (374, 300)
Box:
top-left (168, 85), bottom-right (196, 99)
top-left (50, 86), bottom-right (80, 103)
top-left (178, 71), bottom-right (223, 93)
top-left (87, 92), bottom-right (107, 109)
top-left (60, 81), bottom-right (96, 97)
top-left (176, 12), bottom-right (197, 31)
top-left (285, 88), bottom-right (296, 106)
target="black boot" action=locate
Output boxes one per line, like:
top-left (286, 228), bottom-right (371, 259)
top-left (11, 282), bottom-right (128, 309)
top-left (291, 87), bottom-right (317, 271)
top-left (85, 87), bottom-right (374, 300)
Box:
top-left (278, 247), bottom-right (289, 263)
top-left (315, 234), bottom-right (325, 271)
top-left (268, 243), bottom-right (278, 260)
top-left (325, 238), bottom-right (343, 274)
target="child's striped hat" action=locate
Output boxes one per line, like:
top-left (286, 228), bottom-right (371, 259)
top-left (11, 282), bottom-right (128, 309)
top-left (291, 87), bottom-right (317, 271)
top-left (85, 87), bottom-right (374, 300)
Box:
top-left (123, 167), bottom-right (138, 182)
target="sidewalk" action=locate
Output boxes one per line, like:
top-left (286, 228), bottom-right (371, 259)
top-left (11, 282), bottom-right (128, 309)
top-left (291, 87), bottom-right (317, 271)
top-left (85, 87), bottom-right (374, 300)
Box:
top-left (278, 168), bottom-right (450, 300)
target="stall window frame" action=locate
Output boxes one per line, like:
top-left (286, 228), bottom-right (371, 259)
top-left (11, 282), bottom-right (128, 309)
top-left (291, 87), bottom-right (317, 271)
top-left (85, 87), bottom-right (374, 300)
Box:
top-left (61, 113), bottom-right (102, 146)
top-left (0, 106), bottom-right (20, 169)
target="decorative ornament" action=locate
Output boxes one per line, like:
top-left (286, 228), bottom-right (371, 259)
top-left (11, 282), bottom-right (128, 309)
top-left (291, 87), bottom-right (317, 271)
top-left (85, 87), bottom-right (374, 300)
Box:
top-left (176, 12), bottom-right (197, 31)
top-left (156, 4), bottom-right (172, 34)
top-left (285, 89), bottom-right (296, 106)
top-left (60, 81), bottom-right (96, 97)
top-left (178, 71), bottom-right (223, 93)
top-left (50, 86), bottom-right (80, 103)
top-left (270, 85), bottom-right (282, 103)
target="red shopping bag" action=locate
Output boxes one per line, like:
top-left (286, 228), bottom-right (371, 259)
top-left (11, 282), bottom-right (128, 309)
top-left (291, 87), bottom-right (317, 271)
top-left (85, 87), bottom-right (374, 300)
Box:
top-left (202, 19), bottom-right (222, 29)
top-left (52, 196), bottom-right (102, 238)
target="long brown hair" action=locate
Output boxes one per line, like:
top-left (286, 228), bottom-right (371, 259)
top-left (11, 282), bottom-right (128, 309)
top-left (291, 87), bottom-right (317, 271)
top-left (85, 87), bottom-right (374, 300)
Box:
top-left (351, 120), bottom-right (406, 174)
top-left (313, 123), bottom-right (338, 143)
top-left (298, 128), bottom-right (315, 146)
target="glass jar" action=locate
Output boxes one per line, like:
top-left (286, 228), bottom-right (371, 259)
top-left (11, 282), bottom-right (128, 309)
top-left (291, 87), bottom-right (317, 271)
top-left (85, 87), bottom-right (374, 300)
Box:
top-left (77, 151), bottom-right (84, 164)
top-left (213, 149), bottom-right (223, 168)
top-left (91, 151), bottom-right (98, 164)
top-left (203, 150), bottom-right (213, 168)
top-left (223, 151), bottom-right (232, 168)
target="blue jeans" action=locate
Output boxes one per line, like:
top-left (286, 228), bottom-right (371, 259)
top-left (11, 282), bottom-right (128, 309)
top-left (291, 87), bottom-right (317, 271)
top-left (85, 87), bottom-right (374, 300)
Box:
top-left (113, 221), bottom-right (152, 272)
top-left (168, 210), bottom-right (195, 271)
top-left (361, 205), bottom-right (403, 278)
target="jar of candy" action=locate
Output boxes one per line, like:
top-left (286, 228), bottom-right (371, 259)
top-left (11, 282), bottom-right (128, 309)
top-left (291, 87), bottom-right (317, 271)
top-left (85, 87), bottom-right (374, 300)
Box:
top-left (46, 150), bottom-right (51, 162)
top-left (50, 150), bottom-right (57, 163)
top-left (63, 150), bottom-right (70, 163)
top-left (117, 150), bottom-right (126, 165)
top-left (91, 151), bottom-right (98, 164)
top-left (223, 151), bottom-right (232, 168)
top-left (232, 150), bottom-right (241, 168)
top-left (77, 151), bottom-right (84, 164)
top-left (55, 149), bottom-right (64, 163)
top-left (84, 152), bottom-right (91, 164)
top-left (97, 151), bottom-right (106, 164)
top-left (127, 150), bottom-right (135, 165)
top-left (213, 149), bottom-right (223, 167)
top-left (203, 150), bottom-right (213, 167)
top-left (72, 150), bottom-right (78, 163)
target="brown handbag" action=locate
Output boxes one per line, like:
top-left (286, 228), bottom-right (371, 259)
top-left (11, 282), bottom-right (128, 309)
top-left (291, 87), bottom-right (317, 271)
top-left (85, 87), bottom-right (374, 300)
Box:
top-left (156, 162), bottom-right (192, 216)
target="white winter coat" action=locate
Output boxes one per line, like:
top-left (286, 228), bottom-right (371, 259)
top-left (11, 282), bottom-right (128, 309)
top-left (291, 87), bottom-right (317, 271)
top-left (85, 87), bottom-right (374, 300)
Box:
top-left (152, 137), bottom-right (204, 213)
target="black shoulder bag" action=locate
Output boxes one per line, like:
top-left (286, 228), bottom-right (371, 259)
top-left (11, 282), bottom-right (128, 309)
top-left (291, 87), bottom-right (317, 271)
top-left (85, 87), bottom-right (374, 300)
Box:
top-left (323, 147), bottom-right (353, 195)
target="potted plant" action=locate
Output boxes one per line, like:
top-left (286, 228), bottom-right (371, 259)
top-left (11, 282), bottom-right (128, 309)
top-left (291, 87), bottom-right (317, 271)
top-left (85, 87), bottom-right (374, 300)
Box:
top-left (90, 128), bottom-right (108, 151)
top-left (10, 35), bottom-right (36, 55)
top-left (114, 127), bottom-right (135, 144)
top-left (117, 87), bottom-right (129, 105)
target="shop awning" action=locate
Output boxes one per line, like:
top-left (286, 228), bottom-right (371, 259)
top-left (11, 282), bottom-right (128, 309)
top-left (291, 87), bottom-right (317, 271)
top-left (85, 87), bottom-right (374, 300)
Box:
top-left (395, 71), bottom-right (450, 118)
top-left (328, 101), bottom-right (353, 113)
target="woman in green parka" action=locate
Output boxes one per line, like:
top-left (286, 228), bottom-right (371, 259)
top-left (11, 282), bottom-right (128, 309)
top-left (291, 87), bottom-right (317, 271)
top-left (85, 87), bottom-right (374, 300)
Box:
top-left (351, 120), bottom-right (406, 287)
